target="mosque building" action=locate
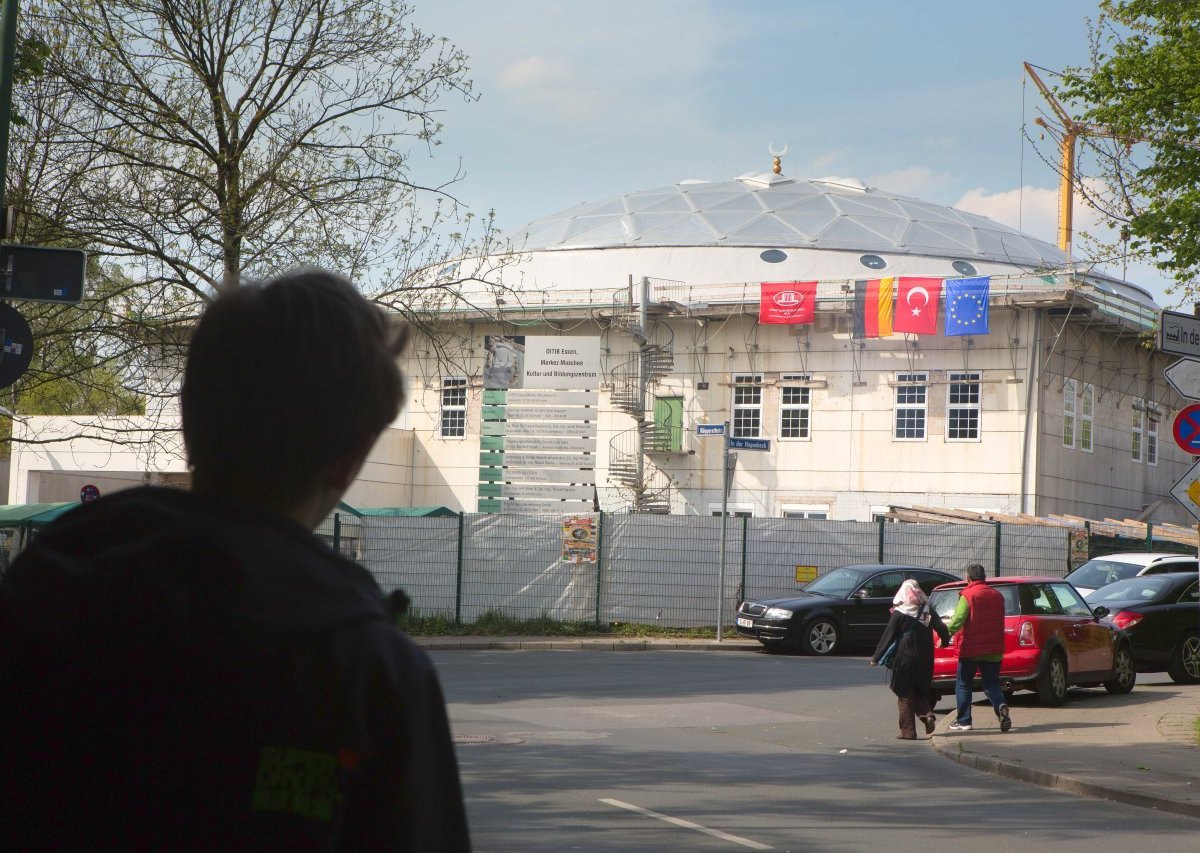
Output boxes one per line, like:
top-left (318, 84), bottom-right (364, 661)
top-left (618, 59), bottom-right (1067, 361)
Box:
top-left (8, 160), bottom-right (1190, 523)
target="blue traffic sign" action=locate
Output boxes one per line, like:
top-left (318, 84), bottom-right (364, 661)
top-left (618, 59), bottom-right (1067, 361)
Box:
top-left (696, 423), bottom-right (726, 436)
top-left (728, 437), bottom-right (770, 451)
top-left (1173, 404), bottom-right (1200, 455)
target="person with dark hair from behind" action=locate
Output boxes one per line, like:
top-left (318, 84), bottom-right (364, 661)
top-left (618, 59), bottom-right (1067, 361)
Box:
top-left (0, 269), bottom-right (471, 851)
top-left (946, 563), bottom-right (1012, 733)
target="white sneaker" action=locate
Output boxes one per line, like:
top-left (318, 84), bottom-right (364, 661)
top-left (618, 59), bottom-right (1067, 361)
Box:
top-left (947, 721), bottom-right (972, 732)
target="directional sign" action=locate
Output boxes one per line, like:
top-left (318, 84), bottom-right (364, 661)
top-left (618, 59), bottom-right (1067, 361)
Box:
top-left (1173, 404), bottom-right (1200, 454)
top-left (728, 437), bottom-right (771, 451)
top-left (696, 423), bottom-right (725, 436)
top-left (1165, 357), bottom-right (1200, 400)
top-left (1170, 458), bottom-right (1200, 521)
top-left (1159, 310), bottom-right (1200, 358)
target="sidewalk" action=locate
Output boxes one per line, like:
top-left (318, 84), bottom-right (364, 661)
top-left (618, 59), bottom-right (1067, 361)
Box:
top-left (415, 635), bottom-right (1200, 818)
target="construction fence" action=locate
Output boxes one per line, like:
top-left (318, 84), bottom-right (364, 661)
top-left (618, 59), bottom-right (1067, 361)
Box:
top-left (333, 513), bottom-right (1077, 630)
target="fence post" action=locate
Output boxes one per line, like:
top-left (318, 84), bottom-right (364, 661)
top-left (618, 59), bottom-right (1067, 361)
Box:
top-left (993, 521), bottom-right (1002, 577)
top-left (454, 512), bottom-right (465, 625)
top-left (333, 513), bottom-right (341, 553)
top-left (594, 511), bottom-right (605, 628)
top-left (877, 517), bottom-right (886, 563)
top-left (1145, 521), bottom-right (1153, 550)
top-left (739, 515), bottom-right (749, 603)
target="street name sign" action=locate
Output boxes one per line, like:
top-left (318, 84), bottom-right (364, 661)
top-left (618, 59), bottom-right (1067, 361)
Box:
top-left (1165, 357), bottom-right (1200, 400)
top-left (1159, 310), bottom-right (1200, 358)
top-left (728, 437), bottom-right (771, 451)
top-left (696, 423), bottom-right (725, 436)
top-left (1170, 458), bottom-right (1200, 522)
top-left (1173, 404), bottom-right (1200, 455)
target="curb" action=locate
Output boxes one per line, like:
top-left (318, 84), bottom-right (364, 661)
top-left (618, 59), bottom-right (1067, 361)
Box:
top-left (929, 734), bottom-right (1200, 820)
top-left (412, 638), bottom-right (762, 653)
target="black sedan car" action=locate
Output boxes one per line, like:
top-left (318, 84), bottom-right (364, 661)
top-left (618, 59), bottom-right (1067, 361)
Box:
top-left (1084, 571), bottom-right (1200, 684)
top-left (734, 564), bottom-right (959, 655)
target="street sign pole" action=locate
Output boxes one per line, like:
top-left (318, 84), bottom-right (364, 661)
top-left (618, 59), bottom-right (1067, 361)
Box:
top-left (716, 421), bottom-right (731, 642)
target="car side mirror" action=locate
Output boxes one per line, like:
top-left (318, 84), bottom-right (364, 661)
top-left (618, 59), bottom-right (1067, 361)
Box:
top-left (1091, 605), bottom-right (1110, 619)
top-left (851, 589), bottom-right (868, 600)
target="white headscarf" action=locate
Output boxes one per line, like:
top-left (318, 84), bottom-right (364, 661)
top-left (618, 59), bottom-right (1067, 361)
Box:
top-left (892, 579), bottom-right (930, 622)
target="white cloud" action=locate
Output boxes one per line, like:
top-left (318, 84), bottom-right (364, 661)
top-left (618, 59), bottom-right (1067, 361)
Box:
top-left (955, 185), bottom-right (1059, 246)
top-left (498, 56), bottom-right (560, 89)
top-left (869, 165), bottom-right (952, 198)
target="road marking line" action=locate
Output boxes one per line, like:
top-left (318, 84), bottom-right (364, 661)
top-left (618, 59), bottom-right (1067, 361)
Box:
top-left (599, 798), bottom-right (772, 850)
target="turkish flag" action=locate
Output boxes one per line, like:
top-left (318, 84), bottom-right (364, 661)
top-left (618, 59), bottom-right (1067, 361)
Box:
top-left (759, 281), bottom-right (817, 324)
top-left (894, 277), bottom-right (942, 335)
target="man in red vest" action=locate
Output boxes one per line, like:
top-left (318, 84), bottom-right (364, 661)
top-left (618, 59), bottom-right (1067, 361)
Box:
top-left (946, 564), bottom-right (1012, 732)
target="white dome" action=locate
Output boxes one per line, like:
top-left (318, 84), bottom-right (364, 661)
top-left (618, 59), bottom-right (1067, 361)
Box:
top-left (509, 172), bottom-right (1072, 271)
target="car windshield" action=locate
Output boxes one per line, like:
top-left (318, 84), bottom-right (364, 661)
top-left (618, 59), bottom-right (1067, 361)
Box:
top-left (1065, 559), bottom-right (1144, 589)
top-left (803, 567), bottom-right (869, 598)
top-left (1085, 576), bottom-right (1171, 604)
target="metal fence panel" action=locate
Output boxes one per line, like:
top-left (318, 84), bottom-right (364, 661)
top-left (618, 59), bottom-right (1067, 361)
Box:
top-left (601, 515), bottom-right (736, 628)
top-left (883, 523), bottom-right (992, 573)
top-left (743, 520), bottom-right (877, 602)
top-left (999, 525), bottom-right (1069, 577)
top-left (361, 516), bottom-right (460, 613)
top-left (461, 513), bottom-right (596, 622)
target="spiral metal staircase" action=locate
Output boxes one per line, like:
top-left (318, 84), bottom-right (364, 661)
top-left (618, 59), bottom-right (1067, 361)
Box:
top-left (606, 282), bottom-right (680, 513)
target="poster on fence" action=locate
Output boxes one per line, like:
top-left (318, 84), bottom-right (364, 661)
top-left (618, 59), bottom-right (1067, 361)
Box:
top-left (1069, 528), bottom-right (1089, 568)
top-left (561, 515), bottom-right (598, 563)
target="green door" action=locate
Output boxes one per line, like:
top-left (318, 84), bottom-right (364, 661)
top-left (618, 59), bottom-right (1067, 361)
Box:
top-left (653, 396), bottom-right (684, 451)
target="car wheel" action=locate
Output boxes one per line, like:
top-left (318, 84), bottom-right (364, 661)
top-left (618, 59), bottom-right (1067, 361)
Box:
top-left (1168, 631), bottom-right (1200, 684)
top-left (1035, 651), bottom-right (1069, 706)
top-left (1103, 645), bottom-right (1136, 694)
top-left (800, 618), bottom-right (839, 656)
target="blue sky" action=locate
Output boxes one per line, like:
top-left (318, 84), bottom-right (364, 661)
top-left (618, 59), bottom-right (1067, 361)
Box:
top-left (409, 0), bottom-right (1178, 306)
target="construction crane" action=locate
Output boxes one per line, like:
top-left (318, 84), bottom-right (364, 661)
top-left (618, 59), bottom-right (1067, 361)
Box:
top-left (1023, 61), bottom-right (1121, 257)
top-left (1024, 61), bottom-right (1200, 259)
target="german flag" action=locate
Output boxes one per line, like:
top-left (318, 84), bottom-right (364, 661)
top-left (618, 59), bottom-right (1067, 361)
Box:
top-left (853, 278), bottom-right (894, 338)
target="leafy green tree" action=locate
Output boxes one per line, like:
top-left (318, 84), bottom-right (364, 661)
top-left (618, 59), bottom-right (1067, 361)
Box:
top-left (1058, 0), bottom-right (1200, 294)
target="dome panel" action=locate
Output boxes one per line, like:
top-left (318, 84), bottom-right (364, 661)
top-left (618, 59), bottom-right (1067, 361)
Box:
top-left (505, 175), bottom-right (1075, 269)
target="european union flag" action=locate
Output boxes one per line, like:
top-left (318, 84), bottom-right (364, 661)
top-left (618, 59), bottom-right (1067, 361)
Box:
top-left (944, 276), bottom-right (990, 336)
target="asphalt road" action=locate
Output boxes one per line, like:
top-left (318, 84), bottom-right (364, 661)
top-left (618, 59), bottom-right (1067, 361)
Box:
top-left (433, 649), bottom-right (1199, 853)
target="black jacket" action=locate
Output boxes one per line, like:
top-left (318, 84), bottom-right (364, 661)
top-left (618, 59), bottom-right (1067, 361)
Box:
top-left (872, 608), bottom-right (950, 698)
top-left (0, 487), bottom-right (470, 851)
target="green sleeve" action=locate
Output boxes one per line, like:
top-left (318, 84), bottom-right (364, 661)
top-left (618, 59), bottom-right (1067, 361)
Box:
top-left (947, 595), bottom-right (970, 636)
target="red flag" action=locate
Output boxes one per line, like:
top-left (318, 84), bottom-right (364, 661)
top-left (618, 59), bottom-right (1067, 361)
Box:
top-left (759, 281), bottom-right (817, 324)
top-left (894, 277), bottom-right (942, 335)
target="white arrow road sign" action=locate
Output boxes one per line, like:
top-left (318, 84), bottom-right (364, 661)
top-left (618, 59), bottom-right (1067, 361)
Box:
top-left (1170, 458), bottom-right (1200, 521)
top-left (1165, 357), bottom-right (1200, 401)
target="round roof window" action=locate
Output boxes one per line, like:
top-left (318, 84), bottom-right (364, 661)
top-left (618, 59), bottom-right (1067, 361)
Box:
top-left (760, 249), bottom-right (788, 263)
top-left (859, 254), bottom-right (887, 270)
top-left (952, 260), bottom-right (978, 276)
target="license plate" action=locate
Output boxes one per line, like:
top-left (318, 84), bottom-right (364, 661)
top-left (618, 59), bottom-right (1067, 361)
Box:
top-left (736, 617), bottom-right (753, 628)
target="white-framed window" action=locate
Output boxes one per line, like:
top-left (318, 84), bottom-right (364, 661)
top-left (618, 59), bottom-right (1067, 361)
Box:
top-left (894, 372), bottom-right (928, 440)
top-left (709, 503), bottom-right (754, 517)
top-left (870, 506), bottom-right (896, 523)
top-left (440, 376), bottom-right (467, 438)
top-left (1132, 398), bottom-right (1143, 462)
top-left (780, 385), bottom-right (811, 440)
top-left (946, 371), bottom-right (981, 441)
top-left (732, 374), bottom-right (762, 438)
top-left (1063, 378), bottom-right (1077, 448)
top-left (1080, 383), bottom-right (1094, 453)
top-left (782, 504), bottom-right (829, 519)
top-left (1148, 410), bottom-right (1159, 466)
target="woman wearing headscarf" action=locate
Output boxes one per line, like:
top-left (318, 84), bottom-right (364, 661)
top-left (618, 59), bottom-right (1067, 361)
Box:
top-left (870, 579), bottom-right (951, 739)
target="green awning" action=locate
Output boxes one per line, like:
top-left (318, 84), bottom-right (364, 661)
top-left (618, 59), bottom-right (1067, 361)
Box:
top-left (354, 506), bottom-right (459, 518)
top-left (0, 502), bottom-right (77, 527)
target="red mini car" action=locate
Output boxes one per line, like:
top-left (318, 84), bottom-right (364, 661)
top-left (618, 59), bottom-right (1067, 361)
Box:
top-left (928, 577), bottom-right (1136, 706)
